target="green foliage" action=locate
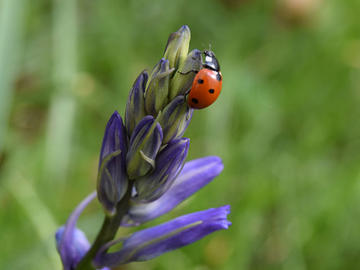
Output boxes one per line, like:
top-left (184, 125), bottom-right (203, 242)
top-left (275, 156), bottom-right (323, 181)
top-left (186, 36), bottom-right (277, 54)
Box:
top-left (1, 0), bottom-right (360, 269)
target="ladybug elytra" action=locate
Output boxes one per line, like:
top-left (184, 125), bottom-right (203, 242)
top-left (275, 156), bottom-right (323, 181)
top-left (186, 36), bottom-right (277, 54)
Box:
top-left (187, 50), bottom-right (222, 109)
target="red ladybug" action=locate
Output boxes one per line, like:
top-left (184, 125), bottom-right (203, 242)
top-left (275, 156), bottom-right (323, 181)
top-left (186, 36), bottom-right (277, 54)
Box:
top-left (187, 50), bottom-right (222, 109)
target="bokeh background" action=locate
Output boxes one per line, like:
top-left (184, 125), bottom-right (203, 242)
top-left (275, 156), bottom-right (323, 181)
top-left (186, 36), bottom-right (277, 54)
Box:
top-left (1, 0), bottom-right (360, 269)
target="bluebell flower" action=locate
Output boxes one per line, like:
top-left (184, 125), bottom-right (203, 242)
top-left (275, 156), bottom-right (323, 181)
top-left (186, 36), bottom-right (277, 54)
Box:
top-left (126, 115), bottom-right (163, 179)
top-left (125, 71), bottom-right (148, 135)
top-left (158, 96), bottom-right (193, 144)
top-left (145, 58), bottom-right (174, 116)
top-left (55, 25), bottom-right (230, 270)
top-left (56, 227), bottom-right (90, 270)
top-left (56, 155), bottom-right (228, 269)
top-left (56, 156), bottom-right (228, 268)
top-left (55, 192), bottom-right (110, 270)
top-left (97, 111), bottom-right (128, 215)
top-left (134, 138), bottom-right (190, 203)
top-left (94, 206), bottom-right (231, 267)
top-left (122, 156), bottom-right (224, 225)
top-left (163, 25), bottom-right (191, 70)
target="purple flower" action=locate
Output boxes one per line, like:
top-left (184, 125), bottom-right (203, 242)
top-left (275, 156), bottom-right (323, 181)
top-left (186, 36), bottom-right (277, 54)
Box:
top-left (56, 227), bottom-right (90, 270)
top-left (97, 111), bottom-right (128, 215)
top-left (158, 96), bottom-right (193, 144)
top-left (134, 138), bottom-right (190, 203)
top-left (145, 58), bottom-right (174, 116)
top-left (125, 71), bottom-right (148, 135)
top-left (126, 115), bottom-right (163, 179)
top-left (55, 192), bottom-right (109, 270)
top-left (94, 206), bottom-right (231, 267)
top-left (123, 156), bottom-right (224, 225)
top-left (55, 25), bottom-right (230, 270)
top-left (55, 156), bottom-right (227, 269)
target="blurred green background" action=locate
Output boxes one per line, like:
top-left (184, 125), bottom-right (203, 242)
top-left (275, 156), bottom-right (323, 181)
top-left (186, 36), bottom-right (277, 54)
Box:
top-left (1, 0), bottom-right (360, 269)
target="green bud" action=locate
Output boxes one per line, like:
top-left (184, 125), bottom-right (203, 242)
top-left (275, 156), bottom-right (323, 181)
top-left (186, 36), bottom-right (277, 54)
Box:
top-left (158, 96), bottom-right (193, 144)
top-left (163, 25), bottom-right (191, 71)
top-left (169, 49), bottom-right (202, 100)
top-left (145, 59), bottom-right (174, 116)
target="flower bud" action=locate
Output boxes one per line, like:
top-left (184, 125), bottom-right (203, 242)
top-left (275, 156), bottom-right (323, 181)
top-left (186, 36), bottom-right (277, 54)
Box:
top-left (97, 111), bottom-right (128, 215)
top-left (123, 156), bottom-right (224, 226)
top-left (134, 138), bottom-right (190, 203)
top-left (163, 25), bottom-right (191, 71)
top-left (158, 96), bottom-right (193, 144)
top-left (125, 71), bottom-right (148, 136)
top-left (169, 49), bottom-right (202, 99)
top-left (145, 59), bottom-right (174, 116)
top-left (56, 226), bottom-right (90, 270)
top-left (55, 192), bottom-right (105, 270)
top-left (126, 116), bottom-right (163, 180)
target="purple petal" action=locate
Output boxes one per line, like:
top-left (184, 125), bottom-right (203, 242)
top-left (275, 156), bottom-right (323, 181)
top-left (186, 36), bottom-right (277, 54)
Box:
top-left (145, 58), bottom-right (173, 115)
top-left (122, 156), bottom-right (223, 225)
top-left (125, 71), bottom-right (148, 135)
top-left (99, 111), bottom-right (127, 164)
top-left (126, 116), bottom-right (163, 179)
top-left (128, 116), bottom-right (155, 148)
top-left (134, 138), bottom-right (190, 203)
top-left (56, 192), bottom-right (96, 270)
top-left (95, 206), bottom-right (231, 267)
top-left (158, 96), bottom-right (193, 144)
top-left (56, 227), bottom-right (90, 269)
top-left (97, 111), bottom-right (128, 214)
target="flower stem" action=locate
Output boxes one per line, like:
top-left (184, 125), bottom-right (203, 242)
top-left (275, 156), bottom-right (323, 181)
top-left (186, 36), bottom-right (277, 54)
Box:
top-left (75, 183), bottom-right (133, 270)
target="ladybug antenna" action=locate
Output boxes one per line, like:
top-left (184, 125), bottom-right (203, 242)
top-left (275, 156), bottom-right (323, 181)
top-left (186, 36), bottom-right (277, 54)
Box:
top-left (201, 43), bottom-right (207, 52)
top-left (208, 43), bottom-right (212, 51)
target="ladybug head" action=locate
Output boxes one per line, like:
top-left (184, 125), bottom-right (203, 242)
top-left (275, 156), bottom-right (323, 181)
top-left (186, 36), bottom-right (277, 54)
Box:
top-left (203, 50), bottom-right (220, 72)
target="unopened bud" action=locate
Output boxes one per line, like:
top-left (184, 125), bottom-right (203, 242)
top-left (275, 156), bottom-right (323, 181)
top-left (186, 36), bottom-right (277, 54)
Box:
top-left (169, 49), bottom-right (202, 99)
top-left (125, 71), bottom-right (148, 136)
top-left (126, 116), bottom-right (163, 180)
top-left (145, 59), bottom-right (174, 116)
top-left (97, 111), bottom-right (128, 215)
top-left (134, 138), bottom-right (190, 202)
top-left (158, 96), bottom-right (193, 144)
top-left (163, 25), bottom-right (191, 71)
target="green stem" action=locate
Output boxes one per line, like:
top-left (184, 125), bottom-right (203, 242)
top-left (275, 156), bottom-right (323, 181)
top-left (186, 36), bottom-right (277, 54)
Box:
top-left (75, 183), bottom-right (133, 270)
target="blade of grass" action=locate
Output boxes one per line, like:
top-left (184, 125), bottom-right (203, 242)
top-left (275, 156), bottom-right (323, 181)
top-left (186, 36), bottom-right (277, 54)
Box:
top-left (44, 0), bottom-right (78, 183)
top-left (7, 173), bottom-right (61, 269)
top-left (0, 0), bottom-right (26, 153)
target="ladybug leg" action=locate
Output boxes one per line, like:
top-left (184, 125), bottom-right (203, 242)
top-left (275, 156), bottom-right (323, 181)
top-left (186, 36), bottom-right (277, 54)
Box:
top-left (178, 69), bottom-right (198, 75)
top-left (184, 87), bottom-right (191, 95)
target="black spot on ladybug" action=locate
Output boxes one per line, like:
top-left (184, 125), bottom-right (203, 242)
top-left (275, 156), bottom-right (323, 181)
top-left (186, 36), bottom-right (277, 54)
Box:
top-left (216, 73), bottom-right (222, 81)
top-left (192, 98), bottom-right (199, 104)
top-left (209, 89), bottom-right (215, 94)
top-left (197, 79), bottom-right (204, 84)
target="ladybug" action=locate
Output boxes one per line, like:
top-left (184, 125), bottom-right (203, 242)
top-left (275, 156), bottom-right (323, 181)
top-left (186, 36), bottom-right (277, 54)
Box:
top-left (187, 50), bottom-right (223, 109)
